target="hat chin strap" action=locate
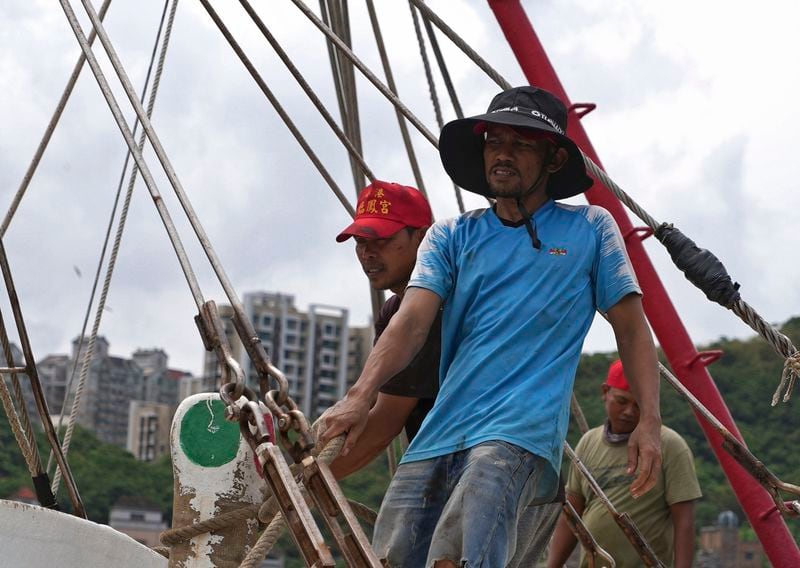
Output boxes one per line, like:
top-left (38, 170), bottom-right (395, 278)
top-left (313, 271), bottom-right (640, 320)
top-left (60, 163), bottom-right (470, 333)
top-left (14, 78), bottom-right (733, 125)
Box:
top-left (515, 150), bottom-right (556, 251)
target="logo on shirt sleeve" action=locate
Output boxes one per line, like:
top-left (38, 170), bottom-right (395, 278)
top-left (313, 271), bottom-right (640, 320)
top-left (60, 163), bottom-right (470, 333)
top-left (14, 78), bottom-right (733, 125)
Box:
top-left (548, 247), bottom-right (568, 256)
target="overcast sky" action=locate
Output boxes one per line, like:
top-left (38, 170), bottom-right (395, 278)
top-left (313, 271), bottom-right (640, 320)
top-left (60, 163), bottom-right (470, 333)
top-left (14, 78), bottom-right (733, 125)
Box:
top-left (1, 0), bottom-right (798, 394)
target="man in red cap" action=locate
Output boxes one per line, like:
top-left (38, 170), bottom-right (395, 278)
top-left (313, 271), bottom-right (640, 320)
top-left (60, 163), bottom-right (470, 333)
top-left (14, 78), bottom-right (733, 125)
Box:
top-left (547, 360), bottom-right (701, 568)
top-left (331, 180), bottom-right (439, 476)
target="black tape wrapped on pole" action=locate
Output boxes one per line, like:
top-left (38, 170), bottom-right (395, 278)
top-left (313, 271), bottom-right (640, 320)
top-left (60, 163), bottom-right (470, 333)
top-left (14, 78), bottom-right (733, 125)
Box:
top-left (654, 223), bottom-right (741, 308)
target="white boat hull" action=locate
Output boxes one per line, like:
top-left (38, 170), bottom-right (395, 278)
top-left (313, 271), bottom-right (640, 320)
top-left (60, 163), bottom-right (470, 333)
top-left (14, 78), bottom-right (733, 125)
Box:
top-left (0, 499), bottom-right (168, 568)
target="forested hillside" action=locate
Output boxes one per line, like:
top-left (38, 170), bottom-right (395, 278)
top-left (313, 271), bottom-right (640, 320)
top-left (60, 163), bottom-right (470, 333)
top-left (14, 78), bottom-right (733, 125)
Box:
top-left (2, 317), bottom-right (798, 555)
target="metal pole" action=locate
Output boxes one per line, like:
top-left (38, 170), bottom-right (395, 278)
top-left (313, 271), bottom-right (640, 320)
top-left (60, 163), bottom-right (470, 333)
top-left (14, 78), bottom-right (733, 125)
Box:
top-left (486, 1), bottom-right (800, 565)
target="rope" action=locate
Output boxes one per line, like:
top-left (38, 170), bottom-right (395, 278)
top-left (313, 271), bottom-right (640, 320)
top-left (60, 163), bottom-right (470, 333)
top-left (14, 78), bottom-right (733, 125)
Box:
top-left (151, 546), bottom-right (170, 558)
top-left (160, 503), bottom-right (261, 546)
top-left (313, 0), bottom-right (385, 321)
top-left (347, 499), bottom-right (378, 526)
top-left (658, 361), bottom-right (800, 517)
top-left (588, 143), bottom-right (800, 404)
top-left (731, 299), bottom-right (799, 404)
top-left (58, 0), bottom-right (207, 310)
top-left (408, 0), bottom-right (512, 90)
top-left (51, 0), bottom-right (179, 493)
top-left (0, 372), bottom-right (40, 477)
top-left (0, 0), bottom-right (114, 239)
top-left (565, 442), bottom-right (666, 567)
top-left (0, 316), bottom-right (42, 475)
top-left (199, 0), bottom-right (355, 218)
top-left (161, 422), bottom-right (344, 540)
top-left (580, 158), bottom-right (660, 230)
top-left (291, 0), bottom-right (439, 148)
top-left (570, 392), bottom-right (590, 435)
top-left (235, 0), bottom-right (375, 183)
top-left (365, 0), bottom-right (428, 198)
top-left (408, 1), bottom-right (464, 213)
top-left (327, 0), bottom-right (366, 194)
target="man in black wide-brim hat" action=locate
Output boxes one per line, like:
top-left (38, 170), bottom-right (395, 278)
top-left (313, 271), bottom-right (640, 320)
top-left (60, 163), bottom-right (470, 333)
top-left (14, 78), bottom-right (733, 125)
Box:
top-left (323, 86), bottom-right (662, 567)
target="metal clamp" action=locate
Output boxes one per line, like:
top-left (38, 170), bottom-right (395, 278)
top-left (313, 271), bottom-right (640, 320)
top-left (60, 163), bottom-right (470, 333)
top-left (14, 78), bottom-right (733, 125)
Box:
top-left (562, 501), bottom-right (616, 568)
top-left (302, 456), bottom-right (383, 567)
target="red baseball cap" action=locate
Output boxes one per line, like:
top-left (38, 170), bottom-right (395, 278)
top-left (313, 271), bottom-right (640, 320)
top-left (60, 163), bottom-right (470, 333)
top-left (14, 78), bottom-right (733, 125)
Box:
top-left (605, 359), bottom-right (630, 391)
top-left (336, 180), bottom-right (433, 242)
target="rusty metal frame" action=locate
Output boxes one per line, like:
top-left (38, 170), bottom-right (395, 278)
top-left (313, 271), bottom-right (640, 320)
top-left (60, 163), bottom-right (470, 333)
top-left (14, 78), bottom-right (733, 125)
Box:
top-left (659, 362), bottom-right (800, 518)
top-left (564, 442), bottom-right (665, 567)
top-left (562, 501), bottom-right (616, 568)
top-left (302, 456), bottom-right (383, 567)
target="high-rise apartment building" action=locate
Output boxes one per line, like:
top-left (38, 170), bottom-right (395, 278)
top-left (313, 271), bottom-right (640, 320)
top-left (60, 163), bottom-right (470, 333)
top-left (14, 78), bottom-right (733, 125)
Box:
top-left (35, 338), bottom-right (193, 453)
top-left (68, 336), bottom-right (143, 447)
top-left (347, 325), bottom-right (372, 391)
top-left (202, 292), bottom-right (352, 419)
top-left (127, 400), bottom-right (173, 462)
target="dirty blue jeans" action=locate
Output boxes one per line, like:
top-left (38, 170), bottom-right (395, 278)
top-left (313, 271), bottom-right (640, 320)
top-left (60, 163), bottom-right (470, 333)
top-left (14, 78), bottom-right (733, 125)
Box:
top-left (372, 440), bottom-right (558, 567)
top-left (506, 500), bottom-right (562, 567)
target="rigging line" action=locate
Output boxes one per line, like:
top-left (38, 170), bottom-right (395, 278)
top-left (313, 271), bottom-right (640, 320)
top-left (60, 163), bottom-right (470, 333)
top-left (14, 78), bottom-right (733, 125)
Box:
top-left (291, 0), bottom-right (439, 148)
top-left (409, 2), bottom-right (444, 130)
top-left (420, 8), bottom-right (464, 120)
top-left (64, 0), bottom-right (274, 318)
top-left (51, 0), bottom-right (179, 493)
top-left (325, 0), bottom-right (366, 194)
top-left (658, 361), bottom-right (800, 517)
top-left (0, 315), bottom-right (41, 477)
top-left (0, 316), bottom-right (41, 473)
top-left (408, 1), bottom-right (464, 213)
top-left (570, 392), bottom-right (590, 435)
top-left (408, 0), bottom-right (512, 91)
top-left (0, 369), bottom-right (38, 476)
top-left (57, 0), bottom-right (205, 308)
top-left (0, 238), bottom-right (86, 518)
top-left (239, 0), bottom-right (386, 322)
top-left (237, 0), bottom-right (375, 182)
top-left (200, 0), bottom-right (355, 218)
top-left (324, 0), bottom-right (385, 318)
top-left (319, 0), bottom-right (349, 171)
top-left (0, 0), bottom-right (114, 239)
top-left (365, 0), bottom-right (428, 198)
top-left (582, 146), bottom-right (799, 404)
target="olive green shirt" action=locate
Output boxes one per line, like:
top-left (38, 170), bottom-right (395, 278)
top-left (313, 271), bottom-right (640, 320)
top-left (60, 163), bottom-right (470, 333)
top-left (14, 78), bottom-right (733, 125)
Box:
top-left (566, 425), bottom-right (702, 568)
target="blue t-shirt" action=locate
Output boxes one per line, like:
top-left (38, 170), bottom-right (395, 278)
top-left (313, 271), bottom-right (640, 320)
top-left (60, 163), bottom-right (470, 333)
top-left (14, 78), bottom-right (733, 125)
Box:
top-left (402, 200), bottom-right (640, 473)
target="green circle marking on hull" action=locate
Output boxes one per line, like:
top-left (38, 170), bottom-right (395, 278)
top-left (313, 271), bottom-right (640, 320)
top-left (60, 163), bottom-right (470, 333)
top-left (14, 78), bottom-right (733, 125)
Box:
top-left (180, 398), bottom-right (240, 467)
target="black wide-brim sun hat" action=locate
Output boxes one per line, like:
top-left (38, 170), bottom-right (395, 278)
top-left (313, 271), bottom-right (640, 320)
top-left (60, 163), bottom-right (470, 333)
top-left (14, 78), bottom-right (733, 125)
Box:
top-left (439, 86), bottom-right (594, 200)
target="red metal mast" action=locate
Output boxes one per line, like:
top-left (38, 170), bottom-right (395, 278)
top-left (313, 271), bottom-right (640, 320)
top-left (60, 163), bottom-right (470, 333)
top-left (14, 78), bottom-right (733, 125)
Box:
top-left (486, 1), bottom-right (799, 565)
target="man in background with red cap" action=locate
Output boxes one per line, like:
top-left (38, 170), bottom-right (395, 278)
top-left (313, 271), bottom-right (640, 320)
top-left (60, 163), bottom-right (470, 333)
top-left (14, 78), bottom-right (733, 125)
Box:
top-left (547, 360), bottom-right (701, 568)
